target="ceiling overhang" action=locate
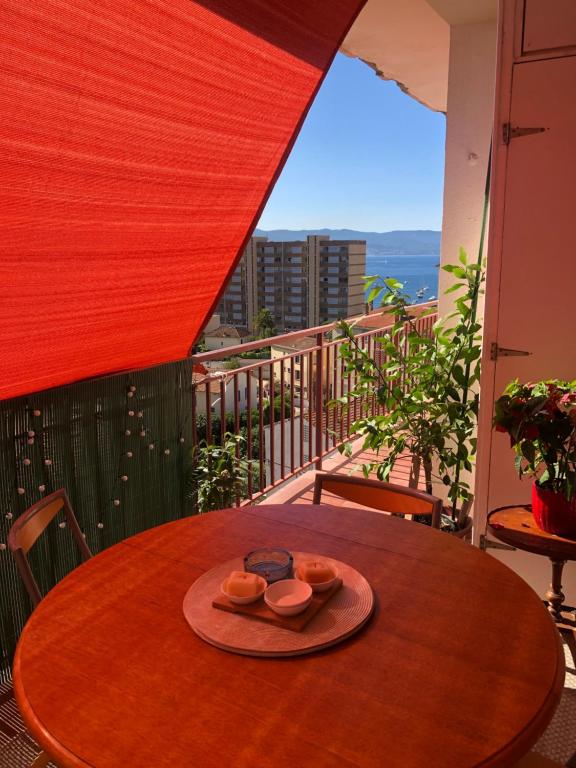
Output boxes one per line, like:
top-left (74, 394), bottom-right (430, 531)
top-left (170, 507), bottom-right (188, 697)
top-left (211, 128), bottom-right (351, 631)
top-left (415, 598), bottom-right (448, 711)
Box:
top-left (340, 0), bottom-right (498, 113)
top-left (427, 0), bottom-right (497, 25)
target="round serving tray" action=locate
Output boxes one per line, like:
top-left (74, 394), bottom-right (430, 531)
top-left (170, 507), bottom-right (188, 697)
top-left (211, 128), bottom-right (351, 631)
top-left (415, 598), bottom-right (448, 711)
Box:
top-left (182, 552), bottom-right (375, 657)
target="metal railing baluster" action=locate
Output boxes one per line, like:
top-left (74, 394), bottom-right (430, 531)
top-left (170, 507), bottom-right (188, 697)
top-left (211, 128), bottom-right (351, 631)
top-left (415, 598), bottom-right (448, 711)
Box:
top-left (187, 305), bottom-right (437, 503)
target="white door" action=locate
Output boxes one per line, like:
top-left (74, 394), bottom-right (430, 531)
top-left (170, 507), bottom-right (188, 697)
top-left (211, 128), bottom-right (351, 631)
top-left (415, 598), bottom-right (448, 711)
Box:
top-left (478, 55), bottom-right (576, 598)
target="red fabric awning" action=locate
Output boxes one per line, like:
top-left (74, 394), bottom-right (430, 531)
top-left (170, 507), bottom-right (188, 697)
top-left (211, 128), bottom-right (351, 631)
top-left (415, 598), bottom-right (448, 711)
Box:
top-left (0, 0), bottom-right (366, 400)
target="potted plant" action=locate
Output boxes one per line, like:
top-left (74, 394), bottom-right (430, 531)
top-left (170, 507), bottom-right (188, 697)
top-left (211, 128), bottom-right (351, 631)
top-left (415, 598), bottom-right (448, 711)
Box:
top-left (188, 433), bottom-right (253, 513)
top-left (493, 379), bottom-right (576, 537)
top-left (335, 249), bottom-right (485, 536)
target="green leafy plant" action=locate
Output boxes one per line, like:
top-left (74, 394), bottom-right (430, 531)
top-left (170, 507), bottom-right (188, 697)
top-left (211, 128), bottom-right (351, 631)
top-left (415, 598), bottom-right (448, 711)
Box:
top-left (188, 433), bottom-right (254, 512)
top-left (494, 379), bottom-right (576, 499)
top-left (336, 249), bottom-right (484, 525)
top-left (254, 308), bottom-right (277, 339)
top-left (236, 348), bottom-right (271, 360)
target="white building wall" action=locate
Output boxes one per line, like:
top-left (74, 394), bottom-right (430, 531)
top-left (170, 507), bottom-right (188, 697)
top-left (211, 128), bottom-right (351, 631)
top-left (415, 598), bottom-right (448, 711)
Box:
top-left (438, 20), bottom-right (497, 315)
top-left (204, 335), bottom-right (241, 352)
top-left (425, 20), bottom-right (497, 507)
top-left (193, 385), bottom-right (218, 416)
top-left (194, 373), bottom-right (261, 417)
top-left (203, 313), bottom-right (221, 334)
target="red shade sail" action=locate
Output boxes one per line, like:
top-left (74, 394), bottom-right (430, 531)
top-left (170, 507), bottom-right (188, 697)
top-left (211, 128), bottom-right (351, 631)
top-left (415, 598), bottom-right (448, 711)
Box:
top-left (0, 0), bottom-right (366, 400)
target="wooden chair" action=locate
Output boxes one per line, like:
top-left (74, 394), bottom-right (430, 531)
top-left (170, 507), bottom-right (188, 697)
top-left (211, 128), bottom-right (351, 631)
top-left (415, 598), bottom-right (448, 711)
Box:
top-left (7, 490), bottom-right (91, 767)
top-left (313, 473), bottom-right (443, 529)
top-left (8, 488), bottom-right (92, 608)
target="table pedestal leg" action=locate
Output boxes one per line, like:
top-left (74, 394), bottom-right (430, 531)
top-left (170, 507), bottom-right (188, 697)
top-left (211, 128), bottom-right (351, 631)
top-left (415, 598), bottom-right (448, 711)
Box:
top-left (546, 558), bottom-right (567, 622)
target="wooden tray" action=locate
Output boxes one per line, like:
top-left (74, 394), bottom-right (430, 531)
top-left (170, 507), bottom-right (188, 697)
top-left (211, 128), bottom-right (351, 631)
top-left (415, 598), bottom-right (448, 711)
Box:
top-left (212, 578), bottom-right (342, 631)
top-left (182, 552), bottom-right (374, 657)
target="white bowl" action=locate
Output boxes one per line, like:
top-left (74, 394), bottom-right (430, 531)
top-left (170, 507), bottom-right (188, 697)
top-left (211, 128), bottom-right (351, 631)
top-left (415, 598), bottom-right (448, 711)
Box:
top-left (295, 565), bottom-right (339, 593)
top-left (264, 579), bottom-right (313, 616)
top-left (221, 574), bottom-right (267, 605)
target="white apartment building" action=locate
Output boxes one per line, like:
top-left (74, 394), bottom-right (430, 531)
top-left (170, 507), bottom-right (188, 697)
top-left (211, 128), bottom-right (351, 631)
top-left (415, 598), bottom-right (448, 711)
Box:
top-left (217, 235), bottom-right (366, 332)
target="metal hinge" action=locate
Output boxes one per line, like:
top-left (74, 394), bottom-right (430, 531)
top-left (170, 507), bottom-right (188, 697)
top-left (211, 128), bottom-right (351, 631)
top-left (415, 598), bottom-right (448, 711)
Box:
top-left (502, 123), bottom-right (547, 145)
top-left (490, 342), bottom-right (532, 361)
top-left (479, 534), bottom-right (516, 552)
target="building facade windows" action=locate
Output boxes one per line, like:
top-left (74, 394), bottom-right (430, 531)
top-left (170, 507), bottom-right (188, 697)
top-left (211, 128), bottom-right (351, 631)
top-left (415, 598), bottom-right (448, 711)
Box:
top-left (216, 235), bottom-right (366, 333)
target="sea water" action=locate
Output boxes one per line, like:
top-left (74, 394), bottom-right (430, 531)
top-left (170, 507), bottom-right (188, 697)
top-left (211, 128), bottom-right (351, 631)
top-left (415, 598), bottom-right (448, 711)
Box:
top-left (365, 254), bottom-right (439, 305)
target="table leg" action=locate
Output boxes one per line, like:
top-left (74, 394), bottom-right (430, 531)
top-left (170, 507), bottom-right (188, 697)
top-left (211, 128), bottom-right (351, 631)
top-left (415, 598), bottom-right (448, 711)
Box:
top-left (546, 559), bottom-right (567, 622)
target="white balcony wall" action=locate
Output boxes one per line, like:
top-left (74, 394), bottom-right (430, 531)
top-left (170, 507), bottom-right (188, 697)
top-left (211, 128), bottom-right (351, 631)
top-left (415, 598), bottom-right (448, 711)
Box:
top-left (438, 19), bottom-right (497, 315)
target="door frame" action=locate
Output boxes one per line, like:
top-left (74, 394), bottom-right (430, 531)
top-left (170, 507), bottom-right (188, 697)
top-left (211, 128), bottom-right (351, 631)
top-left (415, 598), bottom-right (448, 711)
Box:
top-left (473, 0), bottom-right (576, 543)
top-left (472, 0), bottom-right (517, 545)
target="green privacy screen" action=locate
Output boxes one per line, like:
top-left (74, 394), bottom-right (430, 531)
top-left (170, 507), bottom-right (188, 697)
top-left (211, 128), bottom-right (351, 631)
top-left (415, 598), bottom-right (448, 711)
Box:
top-left (0, 361), bottom-right (196, 680)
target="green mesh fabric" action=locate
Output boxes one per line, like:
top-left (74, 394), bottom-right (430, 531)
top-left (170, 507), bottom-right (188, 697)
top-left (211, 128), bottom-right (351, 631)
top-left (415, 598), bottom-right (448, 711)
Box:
top-left (0, 360), bottom-right (196, 681)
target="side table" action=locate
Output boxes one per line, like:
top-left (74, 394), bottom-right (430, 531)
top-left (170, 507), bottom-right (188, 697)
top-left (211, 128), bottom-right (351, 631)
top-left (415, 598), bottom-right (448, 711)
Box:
top-left (488, 505), bottom-right (576, 631)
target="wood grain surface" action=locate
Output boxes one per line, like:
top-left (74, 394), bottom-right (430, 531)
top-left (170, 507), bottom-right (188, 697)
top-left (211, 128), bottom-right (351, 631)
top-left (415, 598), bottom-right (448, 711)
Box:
top-left (13, 504), bottom-right (564, 768)
top-left (489, 506), bottom-right (576, 559)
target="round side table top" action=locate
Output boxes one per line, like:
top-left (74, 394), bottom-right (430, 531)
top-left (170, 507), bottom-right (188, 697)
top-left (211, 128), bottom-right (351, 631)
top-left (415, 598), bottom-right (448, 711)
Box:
top-left (488, 505), bottom-right (576, 559)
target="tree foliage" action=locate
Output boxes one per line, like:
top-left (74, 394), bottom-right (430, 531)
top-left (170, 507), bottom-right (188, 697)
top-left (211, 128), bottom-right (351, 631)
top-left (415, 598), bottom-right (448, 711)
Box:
top-left (254, 308), bottom-right (277, 339)
top-left (188, 434), bottom-right (254, 512)
top-left (336, 248), bottom-right (485, 522)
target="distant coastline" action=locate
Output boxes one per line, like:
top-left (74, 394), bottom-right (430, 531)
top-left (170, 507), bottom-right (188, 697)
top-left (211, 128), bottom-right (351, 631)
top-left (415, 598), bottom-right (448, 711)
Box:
top-left (254, 228), bottom-right (441, 256)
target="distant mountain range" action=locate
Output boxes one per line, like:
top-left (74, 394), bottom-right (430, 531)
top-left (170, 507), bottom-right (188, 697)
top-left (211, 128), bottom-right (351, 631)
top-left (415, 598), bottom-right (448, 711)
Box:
top-left (254, 228), bottom-right (441, 255)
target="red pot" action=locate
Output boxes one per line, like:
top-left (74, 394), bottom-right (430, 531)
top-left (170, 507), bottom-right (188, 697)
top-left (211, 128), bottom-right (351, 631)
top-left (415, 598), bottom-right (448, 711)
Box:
top-left (532, 483), bottom-right (576, 538)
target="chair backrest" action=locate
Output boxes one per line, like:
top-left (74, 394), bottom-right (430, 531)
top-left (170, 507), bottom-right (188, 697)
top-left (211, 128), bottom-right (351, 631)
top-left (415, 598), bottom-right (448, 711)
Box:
top-left (313, 473), bottom-right (443, 529)
top-left (8, 489), bottom-right (92, 608)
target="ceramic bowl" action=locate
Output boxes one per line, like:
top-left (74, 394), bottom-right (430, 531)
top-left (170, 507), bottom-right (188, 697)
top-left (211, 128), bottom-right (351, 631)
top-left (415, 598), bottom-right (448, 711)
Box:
top-left (295, 563), bottom-right (339, 592)
top-left (264, 579), bottom-right (313, 616)
top-left (221, 574), bottom-right (267, 605)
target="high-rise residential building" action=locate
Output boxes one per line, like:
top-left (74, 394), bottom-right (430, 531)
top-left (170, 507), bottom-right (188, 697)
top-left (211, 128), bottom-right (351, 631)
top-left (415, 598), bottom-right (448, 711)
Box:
top-left (217, 235), bottom-right (366, 332)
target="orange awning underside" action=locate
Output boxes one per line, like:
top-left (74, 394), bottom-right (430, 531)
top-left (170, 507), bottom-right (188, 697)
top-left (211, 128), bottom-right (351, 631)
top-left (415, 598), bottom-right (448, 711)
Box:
top-left (0, 0), bottom-right (366, 399)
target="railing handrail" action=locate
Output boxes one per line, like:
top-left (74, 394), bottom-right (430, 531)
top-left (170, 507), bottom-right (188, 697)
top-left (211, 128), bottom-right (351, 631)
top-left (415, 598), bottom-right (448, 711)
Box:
top-left (190, 300), bottom-right (437, 367)
top-left (189, 303), bottom-right (438, 506)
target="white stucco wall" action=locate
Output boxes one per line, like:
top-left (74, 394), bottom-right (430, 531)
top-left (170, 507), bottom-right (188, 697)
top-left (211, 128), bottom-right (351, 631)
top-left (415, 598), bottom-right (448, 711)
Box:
top-left (438, 20), bottom-right (497, 314)
top-left (341, 0), bottom-right (449, 112)
top-left (204, 335), bottom-right (241, 352)
top-left (203, 313), bottom-right (221, 334)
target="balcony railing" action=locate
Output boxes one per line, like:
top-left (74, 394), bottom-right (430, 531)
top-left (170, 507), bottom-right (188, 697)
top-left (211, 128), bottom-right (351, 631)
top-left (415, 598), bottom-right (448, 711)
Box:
top-left (0, 304), bottom-right (435, 677)
top-left (190, 305), bottom-right (437, 503)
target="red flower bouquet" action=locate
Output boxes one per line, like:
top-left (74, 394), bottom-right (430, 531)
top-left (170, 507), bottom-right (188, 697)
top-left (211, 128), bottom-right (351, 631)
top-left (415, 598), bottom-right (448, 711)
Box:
top-left (493, 379), bottom-right (576, 501)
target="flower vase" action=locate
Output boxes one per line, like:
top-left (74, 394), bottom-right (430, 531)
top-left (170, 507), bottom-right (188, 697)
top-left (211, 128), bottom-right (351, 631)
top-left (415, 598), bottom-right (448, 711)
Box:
top-left (531, 483), bottom-right (576, 539)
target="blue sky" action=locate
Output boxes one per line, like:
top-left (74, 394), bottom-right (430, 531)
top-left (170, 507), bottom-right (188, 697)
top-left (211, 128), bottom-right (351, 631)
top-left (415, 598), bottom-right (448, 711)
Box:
top-left (258, 53), bottom-right (446, 233)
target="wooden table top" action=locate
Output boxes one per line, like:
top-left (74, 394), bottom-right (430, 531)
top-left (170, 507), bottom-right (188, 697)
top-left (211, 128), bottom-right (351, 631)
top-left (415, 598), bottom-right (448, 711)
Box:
top-left (13, 504), bottom-right (564, 768)
top-left (488, 505), bottom-right (576, 560)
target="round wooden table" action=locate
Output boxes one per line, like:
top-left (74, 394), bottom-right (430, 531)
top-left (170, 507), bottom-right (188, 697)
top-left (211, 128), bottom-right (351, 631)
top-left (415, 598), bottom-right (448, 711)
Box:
top-left (14, 504), bottom-right (564, 768)
top-left (488, 504), bottom-right (576, 627)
